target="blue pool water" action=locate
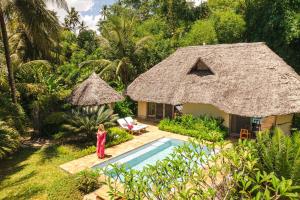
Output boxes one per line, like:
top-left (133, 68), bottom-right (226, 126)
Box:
top-left (92, 138), bottom-right (184, 172)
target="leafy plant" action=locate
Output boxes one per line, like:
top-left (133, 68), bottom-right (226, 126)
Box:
top-left (102, 139), bottom-right (300, 199)
top-left (256, 128), bottom-right (300, 185)
top-left (75, 170), bottom-right (100, 194)
top-left (63, 106), bottom-right (119, 138)
top-left (106, 127), bottom-right (133, 147)
top-left (0, 120), bottom-right (20, 159)
top-left (158, 115), bottom-right (227, 141)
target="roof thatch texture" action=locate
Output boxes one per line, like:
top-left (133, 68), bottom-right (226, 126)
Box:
top-left (127, 43), bottom-right (300, 117)
top-left (69, 73), bottom-right (124, 106)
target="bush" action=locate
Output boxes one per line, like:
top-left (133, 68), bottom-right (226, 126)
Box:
top-left (114, 98), bottom-right (135, 118)
top-left (75, 170), bottom-right (100, 194)
top-left (47, 175), bottom-right (82, 200)
top-left (158, 115), bottom-right (227, 142)
top-left (256, 128), bottom-right (300, 185)
top-left (103, 139), bottom-right (300, 199)
top-left (106, 127), bottom-right (133, 147)
top-left (63, 106), bottom-right (119, 138)
top-left (0, 121), bottom-right (20, 159)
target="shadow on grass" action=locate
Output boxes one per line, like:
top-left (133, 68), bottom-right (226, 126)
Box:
top-left (0, 147), bottom-right (38, 185)
top-left (2, 184), bottom-right (44, 200)
top-left (39, 145), bottom-right (60, 163)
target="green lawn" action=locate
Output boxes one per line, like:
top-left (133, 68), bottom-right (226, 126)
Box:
top-left (0, 144), bottom-right (95, 200)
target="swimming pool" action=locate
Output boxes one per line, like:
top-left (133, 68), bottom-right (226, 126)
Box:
top-left (92, 138), bottom-right (185, 171)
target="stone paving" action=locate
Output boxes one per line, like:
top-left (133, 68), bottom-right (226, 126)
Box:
top-left (60, 122), bottom-right (189, 174)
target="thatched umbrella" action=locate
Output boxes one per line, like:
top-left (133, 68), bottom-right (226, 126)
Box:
top-left (69, 72), bottom-right (124, 106)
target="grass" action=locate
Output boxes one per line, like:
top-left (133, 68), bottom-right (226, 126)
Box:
top-left (0, 128), bottom-right (133, 200)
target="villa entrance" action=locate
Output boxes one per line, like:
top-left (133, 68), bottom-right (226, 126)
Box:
top-left (147, 103), bottom-right (174, 120)
top-left (230, 115), bottom-right (251, 135)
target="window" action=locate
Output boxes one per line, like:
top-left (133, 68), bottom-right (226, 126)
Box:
top-left (147, 102), bottom-right (156, 117)
top-left (189, 59), bottom-right (214, 76)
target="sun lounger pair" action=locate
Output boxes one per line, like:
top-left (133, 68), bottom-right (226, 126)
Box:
top-left (117, 117), bottom-right (148, 134)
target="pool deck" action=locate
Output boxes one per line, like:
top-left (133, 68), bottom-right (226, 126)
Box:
top-left (60, 123), bottom-right (189, 175)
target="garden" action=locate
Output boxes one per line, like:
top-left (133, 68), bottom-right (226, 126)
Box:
top-left (0, 0), bottom-right (299, 199)
top-left (158, 115), bottom-right (228, 141)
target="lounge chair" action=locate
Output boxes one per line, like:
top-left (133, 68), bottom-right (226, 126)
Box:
top-left (124, 117), bottom-right (148, 130)
top-left (117, 118), bottom-right (146, 134)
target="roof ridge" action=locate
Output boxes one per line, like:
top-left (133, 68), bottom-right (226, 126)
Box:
top-left (177, 42), bottom-right (266, 51)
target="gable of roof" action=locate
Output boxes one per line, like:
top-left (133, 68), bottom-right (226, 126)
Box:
top-left (127, 42), bottom-right (300, 117)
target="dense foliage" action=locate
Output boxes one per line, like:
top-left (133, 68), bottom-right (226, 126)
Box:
top-left (75, 170), bottom-right (100, 194)
top-left (158, 115), bottom-right (228, 141)
top-left (63, 106), bottom-right (119, 138)
top-left (106, 127), bottom-right (133, 147)
top-left (256, 129), bottom-right (300, 185)
top-left (1, 0), bottom-right (299, 159)
top-left (102, 131), bottom-right (300, 199)
top-left (0, 121), bottom-right (20, 159)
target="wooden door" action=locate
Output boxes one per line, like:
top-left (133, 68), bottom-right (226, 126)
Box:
top-left (230, 115), bottom-right (251, 134)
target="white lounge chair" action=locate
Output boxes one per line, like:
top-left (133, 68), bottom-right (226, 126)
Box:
top-left (125, 117), bottom-right (148, 130)
top-left (117, 118), bottom-right (146, 134)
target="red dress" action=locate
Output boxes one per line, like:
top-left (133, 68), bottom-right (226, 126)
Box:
top-left (96, 131), bottom-right (106, 159)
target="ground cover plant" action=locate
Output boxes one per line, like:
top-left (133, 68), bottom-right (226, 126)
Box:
top-left (158, 115), bottom-right (228, 141)
top-left (102, 133), bottom-right (300, 199)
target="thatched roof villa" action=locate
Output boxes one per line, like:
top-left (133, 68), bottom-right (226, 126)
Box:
top-left (69, 72), bottom-right (124, 106)
top-left (127, 43), bottom-right (300, 135)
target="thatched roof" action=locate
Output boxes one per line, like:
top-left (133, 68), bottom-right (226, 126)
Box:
top-left (69, 73), bottom-right (124, 106)
top-left (127, 43), bottom-right (300, 117)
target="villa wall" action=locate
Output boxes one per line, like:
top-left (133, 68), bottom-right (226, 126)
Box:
top-left (181, 103), bottom-right (230, 127)
top-left (137, 101), bottom-right (147, 119)
top-left (261, 114), bottom-right (293, 134)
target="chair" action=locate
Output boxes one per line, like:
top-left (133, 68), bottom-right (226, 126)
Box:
top-left (125, 117), bottom-right (148, 130)
top-left (117, 118), bottom-right (146, 134)
top-left (240, 129), bottom-right (250, 139)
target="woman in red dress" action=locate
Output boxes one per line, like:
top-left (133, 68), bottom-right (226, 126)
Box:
top-left (96, 124), bottom-right (107, 159)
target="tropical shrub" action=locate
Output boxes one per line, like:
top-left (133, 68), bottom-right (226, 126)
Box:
top-left (63, 106), bottom-right (119, 138)
top-left (0, 121), bottom-right (20, 159)
top-left (48, 175), bottom-right (82, 200)
top-left (256, 128), bottom-right (300, 185)
top-left (158, 115), bottom-right (228, 141)
top-left (106, 127), bottom-right (133, 147)
top-left (75, 170), bottom-right (100, 194)
top-left (114, 98), bottom-right (135, 118)
top-left (103, 139), bottom-right (300, 199)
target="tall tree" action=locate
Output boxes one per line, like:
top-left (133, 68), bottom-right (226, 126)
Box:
top-left (0, 4), bottom-right (16, 103)
top-left (0, 0), bottom-right (67, 103)
top-left (63, 7), bottom-right (80, 33)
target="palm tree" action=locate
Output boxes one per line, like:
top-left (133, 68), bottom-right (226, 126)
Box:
top-left (63, 7), bottom-right (80, 33)
top-left (78, 21), bottom-right (87, 33)
top-left (81, 15), bottom-right (152, 85)
top-left (0, 0), bottom-right (67, 103)
top-left (0, 5), bottom-right (16, 103)
top-left (63, 106), bottom-right (119, 138)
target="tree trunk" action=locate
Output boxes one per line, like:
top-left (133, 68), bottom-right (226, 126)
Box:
top-left (0, 5), bottom-right (17, 104)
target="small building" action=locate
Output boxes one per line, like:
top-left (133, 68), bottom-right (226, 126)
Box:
top-left (127, 43), bottom-right (300, 135)
top-left (69, 72), bottom-right (124, 106)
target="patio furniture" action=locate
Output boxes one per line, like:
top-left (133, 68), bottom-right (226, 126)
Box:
top-left (125, 117), bottom-right (148, 130)
top-left (240, 129), bottom-right (250, 139)
top-left (117, 118), bottom-right (146, 134)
